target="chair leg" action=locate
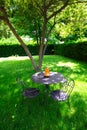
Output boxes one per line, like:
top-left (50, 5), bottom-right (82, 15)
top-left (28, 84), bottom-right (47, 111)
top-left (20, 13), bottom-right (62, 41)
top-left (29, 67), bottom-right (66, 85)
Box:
top-left (28, 99), bottom-right (31, 114)
top-left (57, 110), bottom-right (60, 118)
top-left (28, 105), bottom-right (31, 114)
top-left (56, 102), bottom-right (61, 118)
top-left (43, 84), bottom-right (50, 106)
top-left (67, 98), bottom-right (70, 108)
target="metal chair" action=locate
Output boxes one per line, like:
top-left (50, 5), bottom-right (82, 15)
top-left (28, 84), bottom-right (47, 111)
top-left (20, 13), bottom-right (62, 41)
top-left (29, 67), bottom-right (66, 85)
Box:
top-left (16, 78), bottom-right (40, 113)
top-left (16, 78), bottom-right (40, 98)
top-left (50, 78), bottom-right (75, 107)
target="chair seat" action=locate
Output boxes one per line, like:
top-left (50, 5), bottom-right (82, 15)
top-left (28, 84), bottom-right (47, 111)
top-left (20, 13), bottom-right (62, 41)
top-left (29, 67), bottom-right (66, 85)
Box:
top-left (23, 88), bottom-right (40, 98)
top-left (50, 90), bottom-right (68, 101)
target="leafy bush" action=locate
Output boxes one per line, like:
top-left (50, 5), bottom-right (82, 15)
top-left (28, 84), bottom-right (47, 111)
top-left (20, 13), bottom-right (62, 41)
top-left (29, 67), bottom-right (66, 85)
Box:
top-left (0, 37), bottom-right (19, 45)
top-left (54, 42), bottom-right (87, 62)
top-left (0, 37), bottom-right (87, 62)
top-left (0, 36), bottom-right (36, 46)
top-left (0, 44), bottom-right (54, 57)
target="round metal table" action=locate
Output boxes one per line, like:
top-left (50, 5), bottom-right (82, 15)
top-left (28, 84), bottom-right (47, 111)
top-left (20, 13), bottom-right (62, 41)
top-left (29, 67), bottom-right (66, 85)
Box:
top-left (31, 71), bottom-right (66, 89)
top-left (31, 72), bottom-right (66, 104)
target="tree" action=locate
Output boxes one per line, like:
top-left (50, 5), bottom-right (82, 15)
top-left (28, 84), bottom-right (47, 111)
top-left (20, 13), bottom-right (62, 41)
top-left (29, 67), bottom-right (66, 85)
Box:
top-left (54, 3), bottom-right (87, 41)
top-left (0, 21), bottom-right (11, 38)
top-left (0, 0), bottom-right (87, 71)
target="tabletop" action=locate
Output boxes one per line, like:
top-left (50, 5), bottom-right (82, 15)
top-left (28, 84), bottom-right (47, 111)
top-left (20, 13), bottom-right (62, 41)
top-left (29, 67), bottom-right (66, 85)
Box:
top-left (31, 71), bottom-right (66, 85)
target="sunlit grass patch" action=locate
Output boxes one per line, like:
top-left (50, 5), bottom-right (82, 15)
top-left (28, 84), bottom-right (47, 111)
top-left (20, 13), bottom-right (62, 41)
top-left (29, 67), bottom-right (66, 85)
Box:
top-left (0, 55), bottom-right (87, 130)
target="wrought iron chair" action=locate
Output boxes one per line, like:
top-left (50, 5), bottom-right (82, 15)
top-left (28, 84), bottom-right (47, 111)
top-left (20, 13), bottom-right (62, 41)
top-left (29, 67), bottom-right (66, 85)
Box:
top-left (50, 78), bottom-right (75, 107)
top-left (16, 78), bottom-right (40, 113)
top-left (16, 78), bottom-right (40, 98)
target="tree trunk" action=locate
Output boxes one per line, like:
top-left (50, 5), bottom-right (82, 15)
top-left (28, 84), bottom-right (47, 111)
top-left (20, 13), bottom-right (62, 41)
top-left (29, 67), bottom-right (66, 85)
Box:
top-left (0, 7), bottom-right (38, 71)
top-left (6, 19), bottom-right (38, 71)
top-left (38, 18), bottom-right (47, 70)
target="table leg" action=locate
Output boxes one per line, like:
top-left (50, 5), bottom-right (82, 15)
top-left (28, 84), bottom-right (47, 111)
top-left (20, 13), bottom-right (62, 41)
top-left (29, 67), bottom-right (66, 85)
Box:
top-left (44, 84), bottom-right (50, 106)
top-left (45, 84), bottom-right (50, 93)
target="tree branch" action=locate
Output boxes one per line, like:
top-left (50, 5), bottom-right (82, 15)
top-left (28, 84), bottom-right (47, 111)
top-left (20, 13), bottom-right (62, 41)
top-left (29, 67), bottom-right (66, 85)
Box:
top-left (34, 1), bottom-right (43, 16)
top-left (0, 6), bottom-right (38, 71)
top-left (0, 16), bottom-right (5, 20)
top-left (46, 0), bottom-right (56, 9)
top-left (0, 6), bottom-right (7, 17)
top-left (42, 16), bottom-right (56, 56)
top-left (68, 0), bottom-right (87, 5)
top-left (47, 0), bottom-right (69, 20)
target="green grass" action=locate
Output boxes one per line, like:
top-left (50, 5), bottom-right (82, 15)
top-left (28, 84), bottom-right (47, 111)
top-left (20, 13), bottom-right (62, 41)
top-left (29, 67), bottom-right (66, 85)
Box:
top-left (0, 55), bottom-right (87, 130)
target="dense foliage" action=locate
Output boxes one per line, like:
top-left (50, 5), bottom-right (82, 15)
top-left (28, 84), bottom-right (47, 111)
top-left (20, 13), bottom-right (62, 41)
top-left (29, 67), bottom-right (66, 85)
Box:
top-left (0, 44), bottom-right (54, 57)
top-left (0, 1), bottom-right (87, 41)
top-left (0, 41), bottom-right (87, 62)
top-left (55, 42), bottom-right (87, 62)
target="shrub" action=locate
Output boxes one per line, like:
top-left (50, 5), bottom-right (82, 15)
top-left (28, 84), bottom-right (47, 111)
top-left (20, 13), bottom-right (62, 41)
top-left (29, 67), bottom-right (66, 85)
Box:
top-left (54, 42), bottom-right (87, 62)
top-left (0, 44), bottom-right (54, 57)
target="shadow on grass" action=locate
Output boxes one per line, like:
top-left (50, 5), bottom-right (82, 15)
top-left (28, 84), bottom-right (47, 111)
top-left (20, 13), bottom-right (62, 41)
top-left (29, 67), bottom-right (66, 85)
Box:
top-left (0, 56), bottom-right (87, 130)
top-left (43, 55), bottom-right (87, 82)
top-left (0, 90), bottom-right (87, 130)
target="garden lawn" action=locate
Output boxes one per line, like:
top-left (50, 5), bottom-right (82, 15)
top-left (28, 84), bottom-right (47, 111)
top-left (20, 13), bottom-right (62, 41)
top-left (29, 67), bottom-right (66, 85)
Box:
top-left (0, 55), bottom-right (87, 130)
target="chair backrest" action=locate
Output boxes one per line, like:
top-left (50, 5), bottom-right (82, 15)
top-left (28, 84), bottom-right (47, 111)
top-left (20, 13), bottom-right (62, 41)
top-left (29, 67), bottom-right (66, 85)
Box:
top-left (16, 77), bottom-right (28, 92)
top-left (16, 78), bottom-right (40, 98)
top-left (60, 66), bottom-right (72, 77)
top-left (60, 78), bottom-right (75, 97)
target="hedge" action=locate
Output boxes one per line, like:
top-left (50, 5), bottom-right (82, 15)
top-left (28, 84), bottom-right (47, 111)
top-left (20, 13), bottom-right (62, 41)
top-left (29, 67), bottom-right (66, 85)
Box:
top-left (0, 44), bottom-right (54, 57)
top-left (54, 42), bottom-right (87, 62)
top-left (0, 42), bottom-right (87, 62)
